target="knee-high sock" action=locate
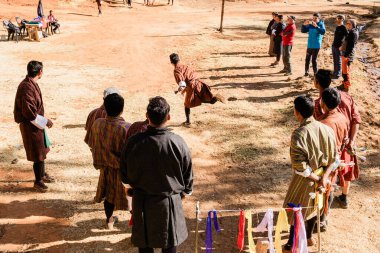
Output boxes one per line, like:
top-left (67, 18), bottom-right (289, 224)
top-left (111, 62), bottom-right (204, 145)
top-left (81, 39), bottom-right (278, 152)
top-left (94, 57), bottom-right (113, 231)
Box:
top-left (104, 200), bottom-right (115, 222)
top-left (185, 107), bottom-right (190, 123)
top-left (33, 162), bottom-right (44, 182)
top-left (306, 217), bottom-right (317, 239)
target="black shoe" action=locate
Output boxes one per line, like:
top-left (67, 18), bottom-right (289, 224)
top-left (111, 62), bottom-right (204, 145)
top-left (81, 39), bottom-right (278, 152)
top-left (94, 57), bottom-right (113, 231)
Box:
top-left (34, 181), bottom-right (48, 192)
top-left (304, 73), bottom-right (309, 77)
top-left (335, 195), bottom-right (348, 209)
top-left (279, 69), bottom-right (287, 73)
top-left (284, 72), bottom-right (293, 76)
top-left (42, 173), bottom-right (55, 183)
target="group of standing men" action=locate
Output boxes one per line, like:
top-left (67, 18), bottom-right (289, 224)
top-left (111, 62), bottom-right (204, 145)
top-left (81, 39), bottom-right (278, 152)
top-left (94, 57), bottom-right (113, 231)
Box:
top-left (12, 9), bottom-right (364, 252)
top-left (266, 12), bottom-right (359, 91)
top-left (281, 68), bottom-right (361, 251)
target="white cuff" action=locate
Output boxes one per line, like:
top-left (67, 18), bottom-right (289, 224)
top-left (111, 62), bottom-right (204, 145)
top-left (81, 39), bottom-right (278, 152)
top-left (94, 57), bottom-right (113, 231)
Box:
top-left (31, 114), bottom-right (48, 129)
top-left (178, 81), bottom-right (186, 88)
top-left (295, 166), bottom-right (312, 177)
top-left (331, 154), bottom-right (341, 172)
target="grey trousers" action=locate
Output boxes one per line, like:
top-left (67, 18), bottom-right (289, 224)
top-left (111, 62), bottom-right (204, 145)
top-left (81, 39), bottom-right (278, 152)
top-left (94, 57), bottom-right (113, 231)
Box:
top-left (282, 45), bottom-right (292, 73)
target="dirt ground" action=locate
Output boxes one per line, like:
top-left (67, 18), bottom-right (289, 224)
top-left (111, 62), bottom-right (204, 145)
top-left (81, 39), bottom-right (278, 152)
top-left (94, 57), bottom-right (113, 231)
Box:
top-left (0, 0), bottom-right (379, 252)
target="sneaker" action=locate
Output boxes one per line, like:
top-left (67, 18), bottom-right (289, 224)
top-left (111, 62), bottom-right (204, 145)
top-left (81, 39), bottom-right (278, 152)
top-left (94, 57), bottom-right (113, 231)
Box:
top-left (214, 93), bottom-right (226, 104)
top-left (279, 69), bottom-right (287, 73)
top-left (307, 237), bottom-right (316, 247)
top-left (335, 195), bottom-right (348, 209)
top-left (42, 173), bottom-right (55, 183)
top-left (107, 216), bottom-right (119, 230)
top-left (33, 181), bottom-right (48, 192)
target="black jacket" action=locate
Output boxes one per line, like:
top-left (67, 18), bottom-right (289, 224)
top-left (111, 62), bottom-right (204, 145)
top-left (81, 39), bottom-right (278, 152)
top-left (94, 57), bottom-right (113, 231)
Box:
top-left (266, 19), bottom-right (275, 35)
top-left (343, 28), bottom-right (359, 58)
top-left (332, 25), bottom-right (348, 48)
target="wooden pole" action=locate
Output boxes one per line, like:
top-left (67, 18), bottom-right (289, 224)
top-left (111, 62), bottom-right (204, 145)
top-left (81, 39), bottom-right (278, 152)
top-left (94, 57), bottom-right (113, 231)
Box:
top-left (219, 0), bottom-right (226, 33)
top-left (195, 202), bottom-right (200, 253)
top-left (317, 197), bottom-right (321, 253)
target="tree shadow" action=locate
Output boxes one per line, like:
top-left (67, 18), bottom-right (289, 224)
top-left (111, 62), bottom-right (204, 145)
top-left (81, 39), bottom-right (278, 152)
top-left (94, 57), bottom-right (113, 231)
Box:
top-left (212, 81), bottom-right (290, 91)
top-left (67, 13), bottom-right (94, 17)
top-left (244, 89), bottom-right (313, 103)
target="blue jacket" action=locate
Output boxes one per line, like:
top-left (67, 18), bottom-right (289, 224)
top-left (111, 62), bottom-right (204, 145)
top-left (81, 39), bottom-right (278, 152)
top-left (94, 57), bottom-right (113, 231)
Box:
top-left (301, 20), bottom-right (326, 49)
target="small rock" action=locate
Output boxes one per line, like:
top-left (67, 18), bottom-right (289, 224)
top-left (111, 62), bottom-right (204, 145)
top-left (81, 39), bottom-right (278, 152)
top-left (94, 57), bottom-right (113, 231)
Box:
top-left (11, 158), bottom-right (18, 164)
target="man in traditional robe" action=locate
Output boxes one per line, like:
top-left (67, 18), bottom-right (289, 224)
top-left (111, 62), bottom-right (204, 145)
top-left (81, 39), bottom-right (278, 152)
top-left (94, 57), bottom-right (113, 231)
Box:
top-left (88, 93), bottom-right (131, 229)
top-left (126, 119), bottom-right (149, 139)
top-left (282, 95), bottom-right (337, 251)
top-left (84, 87), bottom-right (120, 144)
top-left (14, 61), bottom-right (54, 192)
top-left (120, 96), bottom-right (193, 253)
top-left (319, 87), bottom-right (350, 230)
top-left (170, 53), bottom-right (225, 126)
top-left (313, 69), bottom-right (361, 209)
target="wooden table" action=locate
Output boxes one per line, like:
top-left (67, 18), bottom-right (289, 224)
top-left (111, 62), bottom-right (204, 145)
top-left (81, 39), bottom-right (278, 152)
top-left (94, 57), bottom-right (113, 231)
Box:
top-left (25, 23), bottom-right (41, 42)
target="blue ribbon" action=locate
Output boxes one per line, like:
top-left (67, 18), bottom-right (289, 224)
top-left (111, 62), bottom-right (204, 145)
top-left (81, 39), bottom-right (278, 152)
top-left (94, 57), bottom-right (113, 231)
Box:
top-left (205, 210), bottom-right (222, 253)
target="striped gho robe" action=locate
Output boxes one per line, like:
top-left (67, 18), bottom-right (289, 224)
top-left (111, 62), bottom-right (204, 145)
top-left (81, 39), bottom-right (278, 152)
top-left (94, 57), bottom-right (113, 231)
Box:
top-left (84, 105), bottom-right (107, 144)
top-left (88, 116), bottom-right (131, 210)
top-left (283, 117), bottom-right (337, 225)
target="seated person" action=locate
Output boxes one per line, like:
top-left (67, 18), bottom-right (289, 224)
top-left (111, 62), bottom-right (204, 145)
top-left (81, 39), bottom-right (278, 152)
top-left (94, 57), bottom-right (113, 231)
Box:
top-left (48, 10), bottom-right (60, 33)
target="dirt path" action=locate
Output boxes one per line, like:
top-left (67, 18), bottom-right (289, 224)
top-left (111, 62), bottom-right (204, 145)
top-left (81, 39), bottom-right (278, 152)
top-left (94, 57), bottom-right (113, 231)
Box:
top-left (0, 0), bottom-right (379, 252)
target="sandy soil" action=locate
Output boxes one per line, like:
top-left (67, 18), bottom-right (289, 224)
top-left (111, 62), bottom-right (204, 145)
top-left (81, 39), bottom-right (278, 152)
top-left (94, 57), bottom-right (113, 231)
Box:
top-left (0, 0), bottom-right (379, 252)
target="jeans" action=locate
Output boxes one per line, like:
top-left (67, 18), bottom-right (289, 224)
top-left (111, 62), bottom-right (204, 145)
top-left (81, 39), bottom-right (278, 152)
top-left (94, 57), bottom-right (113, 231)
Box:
top-left (332, 46), bottom-right (342, 77)
top-left (305, 48), bottom-right (320, 75)
top-left (283, 45), bottom-right (293, 73)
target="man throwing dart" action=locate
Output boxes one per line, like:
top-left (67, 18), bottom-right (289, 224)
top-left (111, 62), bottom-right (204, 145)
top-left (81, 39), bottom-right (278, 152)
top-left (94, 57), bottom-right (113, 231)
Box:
top-left (170, 53), bottom-right (226, 126)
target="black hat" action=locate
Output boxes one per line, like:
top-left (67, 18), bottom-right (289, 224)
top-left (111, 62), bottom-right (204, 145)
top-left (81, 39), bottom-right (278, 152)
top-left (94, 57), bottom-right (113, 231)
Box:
top-left (288, 15), bottom-right (296, 21)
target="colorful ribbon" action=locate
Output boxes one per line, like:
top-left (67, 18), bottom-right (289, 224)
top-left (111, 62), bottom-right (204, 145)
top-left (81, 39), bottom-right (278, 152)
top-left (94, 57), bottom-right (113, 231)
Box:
top-left (237, 210), bottom-right (245, 251)
top-left (205, 210), bottom-right (221, 253)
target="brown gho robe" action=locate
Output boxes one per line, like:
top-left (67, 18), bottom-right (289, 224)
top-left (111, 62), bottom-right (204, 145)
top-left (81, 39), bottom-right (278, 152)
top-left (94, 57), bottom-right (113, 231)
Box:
top-left (14, 76), bottom-right (49, 162)
top-left (120, 126), bottom-right (193, 249)
top-left (174, 63), bottom-right (214, 108)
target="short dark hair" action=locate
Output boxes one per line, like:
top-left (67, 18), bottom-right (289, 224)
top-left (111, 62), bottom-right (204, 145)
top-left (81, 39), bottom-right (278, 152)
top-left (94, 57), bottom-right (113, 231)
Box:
top-left (278, 15), bottom-right (284, 20)
top-left (294, 95), bottom-right (314, 119)
top-left (272, 12), bottom-right (279, 16)
top-left (170, 53), bottom-right (180, 64)
top-left (27, 61), bottom-right (43, 78)
top-left (337, 14), bottom-right (345, 20)
top-left (313, 13), bottom-right (322, 19)
top-left (322, 87), bottom-right (341, 110)
top-left (315, 69), bottom-right (332, 89)
top-left (104, 93), bottom-right (124, 117)
top-left (147, 96), bottom-right (170, 126)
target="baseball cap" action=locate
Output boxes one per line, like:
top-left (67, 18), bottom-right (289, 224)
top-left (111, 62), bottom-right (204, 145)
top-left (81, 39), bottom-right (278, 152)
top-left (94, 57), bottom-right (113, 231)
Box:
top-left (103, 87), bottom-right (120, 99)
